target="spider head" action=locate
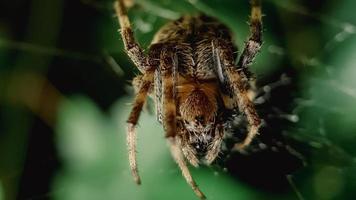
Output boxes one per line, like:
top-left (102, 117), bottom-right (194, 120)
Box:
top-left (179, 89), bottom-right (217, 137)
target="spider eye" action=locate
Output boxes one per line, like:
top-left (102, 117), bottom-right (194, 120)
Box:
top-left (195, 115), bottom-right (204, 123)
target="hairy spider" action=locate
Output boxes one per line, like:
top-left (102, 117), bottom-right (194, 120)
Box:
top-left (114, 0), bottom-right (262, 199)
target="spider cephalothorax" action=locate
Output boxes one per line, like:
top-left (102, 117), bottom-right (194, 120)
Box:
top-left (178, 86), bottom-right (220, 164)
top-left (114, 0), bottom-right (263, 199)
top-left (180, 88), bottom-right (217, 132)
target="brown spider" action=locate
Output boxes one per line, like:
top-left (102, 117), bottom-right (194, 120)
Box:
top-left (114, 0), bottom-right (262, 199)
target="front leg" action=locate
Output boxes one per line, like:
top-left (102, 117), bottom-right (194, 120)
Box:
top-left (126, 71), bottom-right (155, 184)
top-left (161, 47), bottom-right (177, 138)
top-left (160, 47), bottom-right (206, 200)
top-left (177, 122), bottom-right (200, 167)
top-left (212, 39), bottom-right (261, 150)
top-left (114, 0), bottom-right (148, 72)
top-left (205, 123), bottom-right (224, 164)
top-left (227, 66), bottom-right (261, 150)
top-left (237, 0), bottom-right (263, 70)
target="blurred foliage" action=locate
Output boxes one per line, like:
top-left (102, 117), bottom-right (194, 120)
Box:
top-left (53, 97), bottom-right (258, 200)
top-left (0, 181), bottom-right (3, 200)
top-left (1, 0), bottom-right (356, 200)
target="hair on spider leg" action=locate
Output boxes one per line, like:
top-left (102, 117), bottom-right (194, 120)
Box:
top-left (114, 0), bottom-right (278, 198)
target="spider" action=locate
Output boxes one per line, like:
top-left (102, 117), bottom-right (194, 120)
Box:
top-left (114, 0), bottom-right (262, 199)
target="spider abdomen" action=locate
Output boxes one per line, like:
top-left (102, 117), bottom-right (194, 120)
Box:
top-left (150, 15), bottom-right (237, 80)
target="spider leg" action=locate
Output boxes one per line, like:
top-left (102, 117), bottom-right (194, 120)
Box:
top-left (205, 124), bottom-right (223, 164)
top-left (233, 0), bottom-right (262, 149)
top-left (180, 142), bottom-right (200, 167)
top-left (116, 0), bottom-right (156, 184)
top-left (211, 0), bottom-right (262, 150)
top-left (160, 47), bottom-right (206, 200)
top-left (177, 124), bottom-right (200, 167)
top-left (114, 0), bottom-right (148, 72)
top-left (126, 71), bottom-right (154, 184)
top-left (212, 39), bottom-right (261, 150)
top-left (161, 48), bottom-right (177, 138)
top-left (237, 0), bottom-right (262, 71)
top-left (168, 138), bottom-right (206, 200)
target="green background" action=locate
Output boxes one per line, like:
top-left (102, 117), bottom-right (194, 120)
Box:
top-left (1, 0), bottom-right (356, 199)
